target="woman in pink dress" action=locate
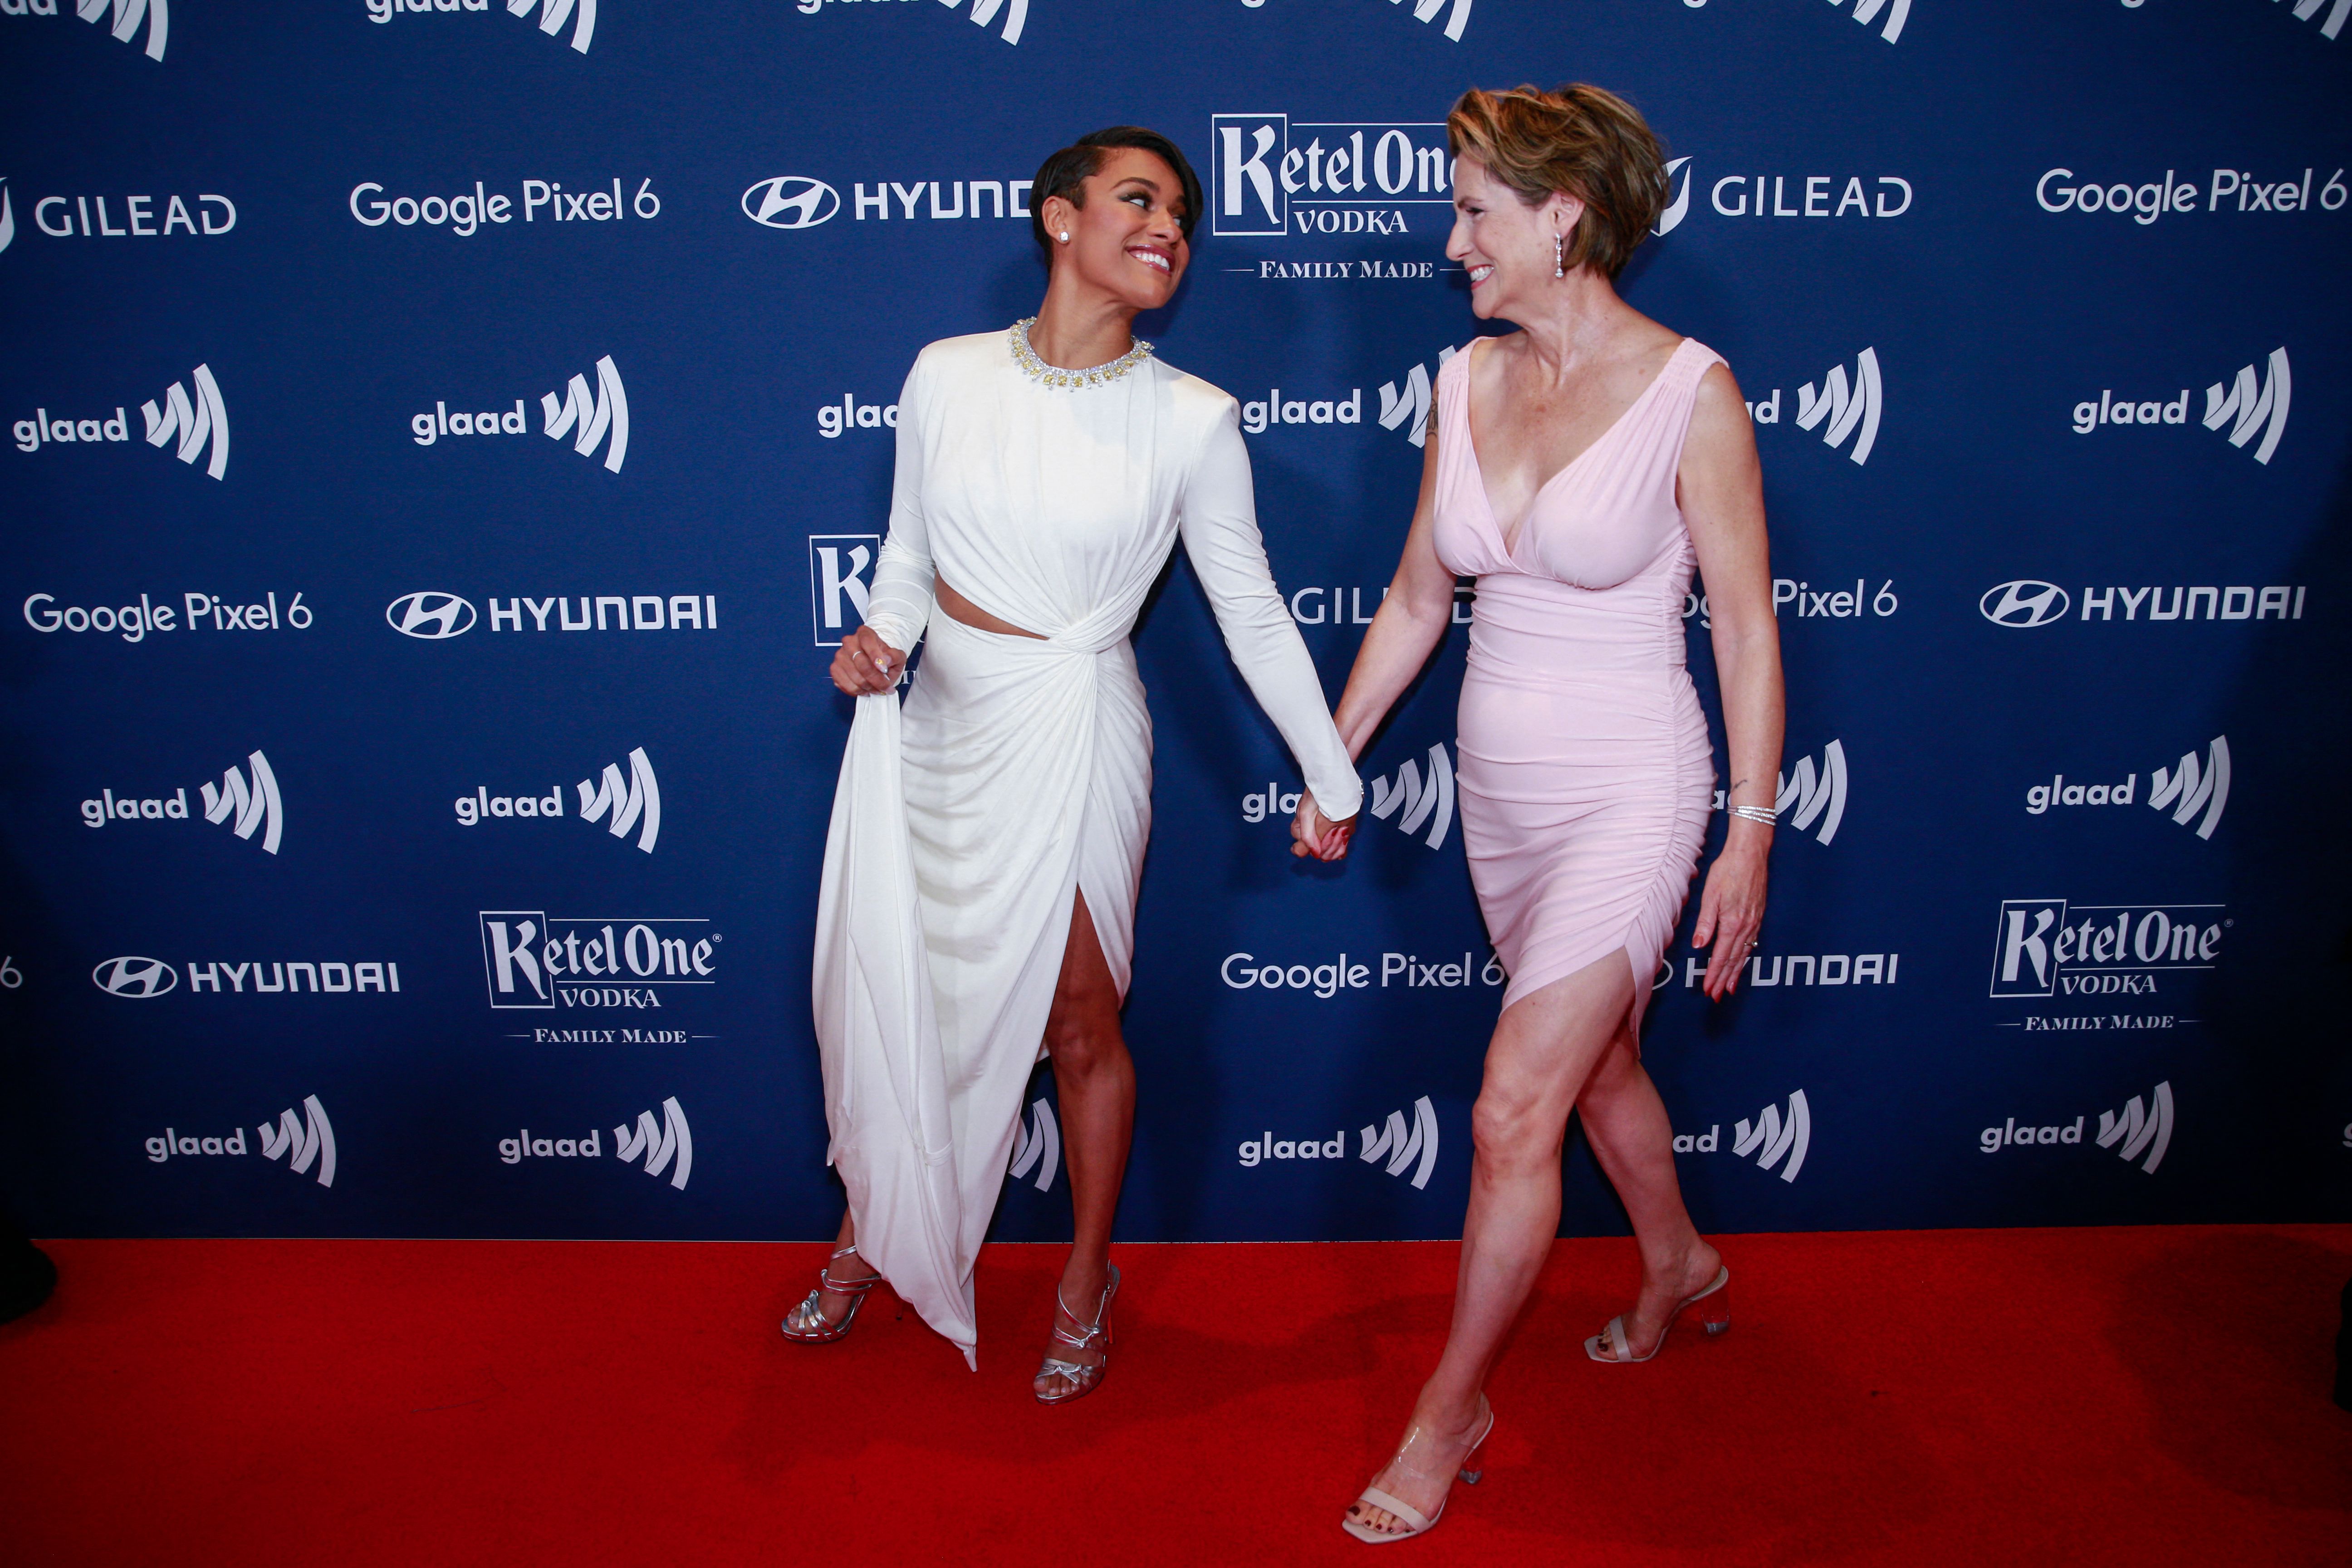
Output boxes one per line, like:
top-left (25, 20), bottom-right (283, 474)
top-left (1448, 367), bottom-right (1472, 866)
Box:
top-left (1297, 85), bottom-right (1785, 1543)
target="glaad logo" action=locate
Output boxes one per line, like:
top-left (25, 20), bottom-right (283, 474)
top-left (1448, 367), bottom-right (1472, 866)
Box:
top-left (1366, 743), bottom-right (1455, 851)
top-left (21, 368), bottom-right (226, 478)
top-left (498, 1099), bottom-right (694, 1189)
top-left (939, 0), bottom-right (1026, 45)
top-left (815, 393), bottom-right (896, 437)
top-left (2149, 737), bottom-right (2230, 839)
top-left (146, 1122), bottom-right (246, 1159)
top-left (259, 1096), bottom-right (336, 1186)
top-left (2072, 349), bottom-right (2293, 465)
top-left (143, 1100), bottom-right (338, 1186)
top-left (365, 0), bottom-right (593, 54)
top-left (1678, 1091), bottom-right (1811, 1183)
top-left (14, 404), bottom-right (129, 452)
top-left (1820, 0), bottom-right (1908, 44)
top-left (1735, 1091), bottom-right (1810, 1181)
top-left (614, 1098), bottom-right (692, 1189)
top-left (93, 955), bottom-right (176, 997)
top-left (578, 747), bottom-right (659, 852)
top-left (80, 749), bottom-right (284, 855)
top-left (2097, 1083), bottom-right (2174, 1174)
top-left (1240, 386), bottom-right (1362, 434)
top-left (2275, 0), bottom-right (2347, 43)
top-left (1989, 900), bottom-right (2225, 999)
top-left (2203, 348), bottom-right (2290, 466)
top-left (500, 1124), bottom-right (602, 1160)
top-left (543, 354), bottom-right (627, 472)
top-left (455, 746), bottom-right (660, 853)
top-left (809, 535), bottom-right (877, 647)
top-left (479, 912), bottom-right (718, 1009)
top-left (142, 364), bottom-right (229, 480)
top-left (407, 356), bottom-right (629, 470)
top-left (1376, 0), bottom-right (1471, 43)
top-left (795, 0), bottom-right (1030, 44)
top-left (2026, 737), bottom-right (2230, 840)
top-left (1713, 739), bottom-right (1845, 845)
top-left (1007, 1097), bottom-right (1058, 1191)
top-left (201, 750), bottom-right (283, 853)
top-left (48, 0), bottom-right (172, 62)
top-left (506, 0), bottom-right (593, 52)
top-left (1362, 1096), bottom-right (1441, 1188)
top-left (742, 176), bottom-right (839, 230)
top-left (1209, 115), bottom-right (1455, 239)
top-left (1979, 1082), bottom-right (2174, 1176)
top-left (1378, 346), bottom-right (1457, 448)
top-left (1790, 349), bottom-right (1882, 466)
top-left (2071, 387), bottom-right (2191, 433)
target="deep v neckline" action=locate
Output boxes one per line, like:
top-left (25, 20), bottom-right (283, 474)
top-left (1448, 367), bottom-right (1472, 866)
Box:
top-left (1465, 337), bottom-right (1690, 559)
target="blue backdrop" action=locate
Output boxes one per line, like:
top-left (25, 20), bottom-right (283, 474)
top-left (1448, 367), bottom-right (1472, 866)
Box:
top-left (2, 0), bottom-right (2347, 1246)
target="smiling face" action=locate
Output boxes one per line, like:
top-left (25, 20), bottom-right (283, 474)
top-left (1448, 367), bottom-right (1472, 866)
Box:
top-left (1042, 147), bottom-right (1191, 312)
top-left (1445, 154), bottom-right (1584, 319)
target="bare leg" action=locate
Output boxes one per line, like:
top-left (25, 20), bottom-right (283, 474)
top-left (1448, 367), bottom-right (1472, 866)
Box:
top-left (1576, 1025), bottom-right (1721, 1355)
top-left (1347, 950), bottom-right (1634, 1537)
top-left (1034, 889), bottom-right (1134, 1398)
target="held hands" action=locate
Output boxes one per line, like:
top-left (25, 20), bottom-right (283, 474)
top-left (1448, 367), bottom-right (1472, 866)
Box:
top-left (829, 626), bottom-right (904, 696)
top-left (1690, 833), bottom-right (1769, 1002)
top-left (1291, 794), bottom-right (1358, 862)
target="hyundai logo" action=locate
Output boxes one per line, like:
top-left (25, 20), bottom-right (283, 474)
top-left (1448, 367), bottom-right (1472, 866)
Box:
top-left (93, 956), bottom-right (177, 998)
top-left (386, 591), bottom-right (477, 639)
top-left (1980, 580), bottom-right (2071, 628)
top-left (741, 176), bottom-right (840, 230)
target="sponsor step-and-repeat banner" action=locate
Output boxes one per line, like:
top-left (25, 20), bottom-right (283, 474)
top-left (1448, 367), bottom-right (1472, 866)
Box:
top-left (1, 1), bottom-right (2346, 1244)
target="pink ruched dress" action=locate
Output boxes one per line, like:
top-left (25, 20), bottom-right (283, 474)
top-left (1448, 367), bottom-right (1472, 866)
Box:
top-left (1432, 337), bottom-right (1722, 1023)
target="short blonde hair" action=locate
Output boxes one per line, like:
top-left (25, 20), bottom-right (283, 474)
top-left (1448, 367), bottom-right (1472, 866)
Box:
top-left (1446, 83), bottom-right (1669, 280)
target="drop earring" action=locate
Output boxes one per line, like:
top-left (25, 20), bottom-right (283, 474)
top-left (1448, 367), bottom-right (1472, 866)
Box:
top-left (1553, 232), bottom-right (1565, 278)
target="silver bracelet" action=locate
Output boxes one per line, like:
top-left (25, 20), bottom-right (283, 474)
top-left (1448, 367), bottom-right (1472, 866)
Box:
top-left (1726, 805), bottom-right (1779, 826)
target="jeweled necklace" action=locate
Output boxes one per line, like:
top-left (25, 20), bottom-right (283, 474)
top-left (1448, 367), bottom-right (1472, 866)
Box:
top-left (1009, 317), bottom-right (1154, 389)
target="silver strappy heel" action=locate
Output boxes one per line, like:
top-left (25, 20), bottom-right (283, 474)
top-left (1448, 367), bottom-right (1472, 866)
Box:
top-left (780, 1244), bottom-right (881, 1344)
top-left (1034, 1263), bottom-right (1120, 1405)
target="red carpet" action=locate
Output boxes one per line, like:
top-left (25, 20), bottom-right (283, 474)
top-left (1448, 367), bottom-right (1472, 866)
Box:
top-left (2, 1227), bottom-right (2347, 1566)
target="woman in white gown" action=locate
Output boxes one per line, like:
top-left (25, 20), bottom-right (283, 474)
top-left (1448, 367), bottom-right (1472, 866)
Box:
top-left (789, 127), bottom-right (1363, 1401)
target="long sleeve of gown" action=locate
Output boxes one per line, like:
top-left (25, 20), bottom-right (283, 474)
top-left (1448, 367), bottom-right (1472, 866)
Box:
top-left (860, 357), bottom-right (937, 655)
top-left (1179, 403), bottom-right (1365, 823)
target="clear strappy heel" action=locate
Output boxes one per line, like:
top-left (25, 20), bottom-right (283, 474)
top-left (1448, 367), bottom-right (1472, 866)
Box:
top-left (1033, 1263), bottom-right (1120, 1405)
top-left (1341, 1394), bottom-right (1495, 1544)
top-left (1584, 1263), bottom-right (1730, 1363)
top-left (779, 1244), bottom-right (881, 1344)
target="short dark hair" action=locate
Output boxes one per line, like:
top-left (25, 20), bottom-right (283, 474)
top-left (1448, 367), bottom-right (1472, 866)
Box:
top-left (1029, 127), bottom-right (1204, 260)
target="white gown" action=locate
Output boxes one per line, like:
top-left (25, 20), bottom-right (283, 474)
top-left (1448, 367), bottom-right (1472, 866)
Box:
top-left (811, 327), bottom-right (1362, 1365)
